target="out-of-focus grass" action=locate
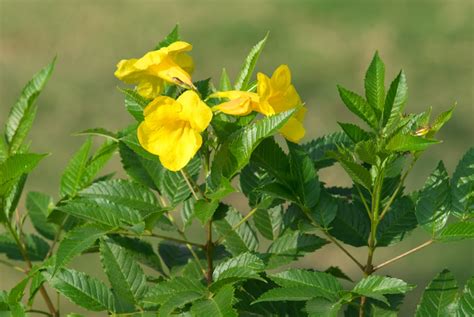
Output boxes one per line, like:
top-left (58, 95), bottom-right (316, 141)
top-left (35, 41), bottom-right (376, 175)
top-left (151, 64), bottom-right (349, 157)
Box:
top-left (0, 0), bottom-right (473, 315)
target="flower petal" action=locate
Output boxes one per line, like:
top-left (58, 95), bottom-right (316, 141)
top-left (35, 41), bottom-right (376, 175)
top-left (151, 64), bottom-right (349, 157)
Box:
top-left (271, 64), bottom-right (292, 91)
top-left (279, 115), bottom-right (306, 143)
top-left (213, 97), bottom-right (252, 116)
top-left (114, 58), bottom-right (141, 83)
top-left (177, 90), bottom-right (213, 132)
top-left (166, 41), bottom-right (193, 54)
top-left (136, 77), bottom-right (163, 99)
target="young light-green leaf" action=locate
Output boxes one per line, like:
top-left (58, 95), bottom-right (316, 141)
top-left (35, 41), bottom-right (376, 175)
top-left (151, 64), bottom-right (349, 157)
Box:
top-left (337, 85), bottom-right (378, 130)
top-left (353, 275), bottom-right (414, 305)
top-left (383, 70), bottom-right (408, 129)
top-left (365, 51), bottom-right (385, 112)
top-left (234, 33), bottom-right (268, 91)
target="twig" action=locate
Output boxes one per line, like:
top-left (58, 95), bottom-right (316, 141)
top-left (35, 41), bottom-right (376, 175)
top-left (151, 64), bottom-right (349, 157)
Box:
top-left (206, 220), bottom-right (214, 285)
top-left (149, 232), bottom-right (206, 248)
top-left (26, 309), bottom-right (53, 317)
top-left (215, 207), bottom-right (258, 245)
top-left (0, 258), bottom-right (26, 273)
top-left (373, 240), bottom-right (434, 271)
top-left (180, 170), bottom-right (199, 200)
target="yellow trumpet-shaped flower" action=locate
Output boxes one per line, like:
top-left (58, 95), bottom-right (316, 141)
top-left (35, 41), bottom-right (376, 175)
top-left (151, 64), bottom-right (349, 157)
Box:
top-left (115, 41), bottom-right (195, 99)
top-left (137, 90), bottom-right (212, 171)
top-left (211, 91), bottom-right (259, 116)
top-left (257, 65), bottom-right (306, 143)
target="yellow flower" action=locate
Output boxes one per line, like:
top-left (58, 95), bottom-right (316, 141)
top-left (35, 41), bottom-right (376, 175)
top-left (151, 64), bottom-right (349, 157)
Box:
top-left (257, 65), bottom-right (306, 143)
top-left (114, 41), bottom-right (194, 99)
top-left (211, 91), bottom-right (259, 116)
top-left (137, 90), bottom-right (212, 171)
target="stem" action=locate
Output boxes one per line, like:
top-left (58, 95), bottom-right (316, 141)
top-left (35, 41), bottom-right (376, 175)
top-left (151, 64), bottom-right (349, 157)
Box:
top-left (206, 220), bottom-right (214, 285)
top-left (180, 170), bottom-right (199, 200)
top-left (299, 206), bottom-right (364, 271)
top-left (215, 207), bottom-right (258, 245)
top-left (0, 258), bottom-right (26, 273)
top-left (373, 240), bottom-right (434, 271)
top-left (26, 309), bottom-right (53, 317)
top-left (355, 184), bottom-right (372, 220)
top-left (149, 232), bottom-right (206, 248)
top-left (5, 222), bottom-right (58, 316)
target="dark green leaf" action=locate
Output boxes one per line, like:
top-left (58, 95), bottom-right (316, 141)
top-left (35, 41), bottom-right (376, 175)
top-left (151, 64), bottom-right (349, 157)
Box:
top-left (302, 132), bottom-right (352, 169)
top-left (26, 192), bottom-right (56, 240)
top-left (253, 205), bottom-right (283, 240)
top-left (451, 147), bottom-right (474, 217)
top-left (329, 199), bottom-right (370, 247)
top-left (310, 190), bottom-right (338, 229)
top-left (156, 25), bottom-right (180, 50)
top-left (110, 235), bottom-right (163, 273)
top-left (0, 233), bottom-right (49, 261)
top-left (338, 122), bottom-right (371, 143)
top-left (337, 85), bottom-right (378, 129)
top-left (194, 199), bottom-right (219, 224)
top-left (383, 70), bottom-right (407, 129)
top-left (119, 88), bottom-right (149, 121)
top-left (328, 151), bottom-right (372, 190)
top-left (60, 138), bottom-right (92, 198)
top-left (365, 52), bottom-right (385, 112)
top-left (0, 153), bottom-right (47, 195)
top-left (377, 196), bottom-right (417, 246)
top-left (191, 285), bottom-right (237, 317)
top-left (415, 269), bottom-right (458, 317)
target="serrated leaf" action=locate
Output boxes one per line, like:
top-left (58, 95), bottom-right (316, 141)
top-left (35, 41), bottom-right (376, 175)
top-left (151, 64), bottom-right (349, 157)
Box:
top-left (234, 34), bottom-right (268, 90)
top-left (386, 134), bottom-right (439, 152)
top-left (213, 252), bottom-right (265, 281)
top-left (329, 199), bottom-right (370, 247)
top-left (58, 198), bottom-right (143, 228)
top-left (161, 155), bottom-right (201, 206)
top-left (416, 161), bottom-right (450, 235)
top-left (0, 233), bottom-right (49, 261)
top-left (310, 190), bottom-right (338, 229)
top-left (306, 297), bottom-right (342, 317)
top-left (26, 192), bottom-right (57, 240)
top-left (337, 85), bottom-right (378, 130)
top-left (338, 122), bottom-right (371, 143)
top-left (194, 199), bottom-right (219, 224)
top-left (99, 239), bottom-right (148, 308)
top-left (219, 68), bottom-right (231, 91)
top-left (302, 132), bottom-right (352, 169)
top-left (110, 236), bottom-right (163, 273)
top-left (269, 269), bottom-right (342, 301)
top-left (55, 224), bottom-right (109, 272)
top-left (435, 221), bottom-right (474, 242)
top-left (253, 205), bottom-right (283, 240)
top-left (213, 205), bottom-right (258, 255)
top-left (5, 58), bottom-right (55, 154)
top-left (250, 137), bottom-right (291, 187)
top-left (60, 138), bottom-right (92, 198)
top-left (119, 88), bottom-right (149, 121)
top-left (383, 70), bottom-right (407, 129)
top-left (266, 231), bottom-right (328, 269)
top-left (353, 275), bottom-right (414, 305)
top-left (451, 147), bottom-right (474, 217)
top-left (191, 285), bottom-right (237, 317)
top-left (74, 128), bottom-right (118, 141)
top-left (253, 286), bottom-right (324, 303)
top-left (324, 266), bottom-right (353, 282)
top-left (211, 109), bottom-right (296, 186)
top-left (0, 153), bottom-right (47, 195)
top-left (328, 151), bottom-right (372, 190)
top-left (365, 52), bottom-right (385, 113)
top-left (44, 268), bottom-right (114, 312)
top-left (195, 78), bottom-right (212, 99)
top-left (376, 196), bottom-right (417, 246)
top-left (156, 25), bottom-right (180, 50)
top-left (415, 269), bottom-right (458, 317)
top-left (143, 276), bottom-right (205, 305)
top-left (158, 291), bottom-right (204, 317)
top-left (457, 277), bottom-right (474, 317)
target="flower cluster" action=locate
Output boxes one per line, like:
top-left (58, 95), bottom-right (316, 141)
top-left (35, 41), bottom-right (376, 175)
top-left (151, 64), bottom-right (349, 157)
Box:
top-left (115, 40), bottom-right (306, 171)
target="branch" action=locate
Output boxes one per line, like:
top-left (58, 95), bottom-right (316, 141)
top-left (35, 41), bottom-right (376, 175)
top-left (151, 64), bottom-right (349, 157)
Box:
top-left (373, 240), bottom-right (434, 271)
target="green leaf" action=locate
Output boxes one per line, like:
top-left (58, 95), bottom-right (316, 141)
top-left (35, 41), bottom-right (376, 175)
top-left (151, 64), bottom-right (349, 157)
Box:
top-left (324, 266), bottom-right (353, 282)
top-left (28, 271), bottom-right (46, 306)
top-left (353, 275), bottom-right (414, 305)
top-left (306, 297), bottom-right (342, 317)
top-left (74, 128), bottom-right (118, 141)
top-left (191, 285), bottom-right (237, 317)
top-left (58, 198), bottom-right (143, 228)
top-left (269, 269), bottom-right (342, 301)
top-left (365, 52), bottom-right (385, 113)
top-left (250, 138), bottom-right (291, 188)
top-left (26, 192), bottom-right (56, 240)
top-left (386, 134), bottom-right (439, 152)
top-left (118, 142), bottom-right (164, 191)
top-left (288, 142), bottom-right (321, 209)
top-left (337, 85), bottom-right (378, 130)
top-left (44, 268), bottom-right (114, 312)
top-left (376, 196), bottom-right (417, 246)
top-left (0, 153), bottom-right (47, 195)
top-left (158, 292), bottom-right (203, 317)
top-left (302, 132), bottom-right (353, 169)
top-left (253, 205), bottom-right (283, 240)
top-left (0, 233), bottom-right (49, 261)
top-left (328, 151), bottom-right (372, 190)
top-left (99, 239), bottom-right (148, 308)
top-left (415, 269), bottom-right (458, 317)
top-left (428, 106), bottom-right (455, 137)
top-left (219, 68), bottom-right (232, 91)
top-left (254, 286), bottom-right (325, 303)
top-left (329, 199), bottom-right (370, 247)
top-left (161, 155), bottom-right (201, 206)
top-left (194, 199), bottom-right (219, 224)
top-left (55, 224), bottom-right (109, 272)
top-left (78, 179), bottom-right (161, 214)
top-left (156, 24), bottom-right (180, 50)
top-left (5, 58), bottom-right (55, 154)
top-left (416, 161), bottom-right (450, 235)
top-left (436, 221), bottom-right (474, 242)
top-left (338, 122), bottom-right (371, 143)
top-left (119, 88), bottom-right (149, 121)
top-left (142, 276), bottom-right (205, 306)
top-left (451, 147), bottom-right (474, 217)
top-left (213, 252), bottom-right (265, 281)
top-left (383, 70), bottom-right (408, 129)
top-left (234, 33), bottom-right (268, 90)
top-left (211, 109), bottom-right (296, 185)
top-left (213, 205), bottom-right (258, 255)
top-left (266, 231), bottom-right (328, 269)
top-left (457, 277), bottom-right (474, 317)
top-left (310, 190), bottom-right (338, 229)
top-left (110, 236), bottom-right (164, 273)
top-left (60, 138), bottom-right (92, 198)
top-left (195, 78), bottom-right (212, 99)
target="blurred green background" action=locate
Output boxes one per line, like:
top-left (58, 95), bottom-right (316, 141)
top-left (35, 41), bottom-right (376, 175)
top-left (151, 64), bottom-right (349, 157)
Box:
top-left (1, 0), bottom-right (473, 315)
